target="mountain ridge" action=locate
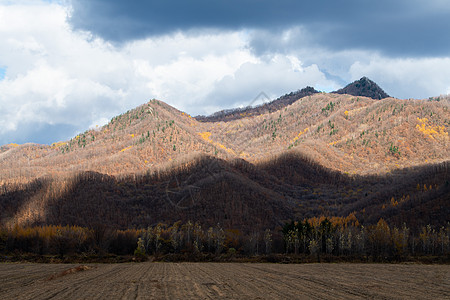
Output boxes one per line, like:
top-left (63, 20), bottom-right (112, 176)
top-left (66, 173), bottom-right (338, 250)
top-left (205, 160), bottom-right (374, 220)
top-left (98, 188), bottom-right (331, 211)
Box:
top-left (1, 93), bottom-right (448, 182)
top-left (196, 86), bottom-right (319, 122)
top-left (0, 85), bottom-right (449, 232)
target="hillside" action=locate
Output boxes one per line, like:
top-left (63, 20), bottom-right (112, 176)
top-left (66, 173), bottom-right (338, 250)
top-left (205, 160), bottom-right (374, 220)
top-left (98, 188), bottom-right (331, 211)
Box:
top-left (2, 93), bottom-right (448, 184)
top-left (0, 100), bottom-right (215, 182)
top-left (0, 87), bottom-right (449, 232)
top-left (0, 152), bottom-right (448, 233)
top-left (198, 93), bottom-right (449, 173)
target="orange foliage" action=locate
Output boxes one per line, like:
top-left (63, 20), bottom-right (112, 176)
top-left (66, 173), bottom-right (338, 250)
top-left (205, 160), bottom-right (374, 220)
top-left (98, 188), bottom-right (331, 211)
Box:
top-left (307, 212), bottom-right (360, 228)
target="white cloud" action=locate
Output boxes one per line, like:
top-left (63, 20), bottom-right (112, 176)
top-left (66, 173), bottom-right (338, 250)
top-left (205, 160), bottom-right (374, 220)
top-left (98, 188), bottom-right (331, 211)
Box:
top-left (0, 1), bottom-right (449, 145)
top-left (202, 55), bottom-right (334, 115)
top-left (349, 57), bottom-right (450, 99)
top-left (0, 2), bottom-right (260, 144)
top-left (133, 47), bottom-right (256, 113)
top-left (0, 1), bottom-right (333, 145)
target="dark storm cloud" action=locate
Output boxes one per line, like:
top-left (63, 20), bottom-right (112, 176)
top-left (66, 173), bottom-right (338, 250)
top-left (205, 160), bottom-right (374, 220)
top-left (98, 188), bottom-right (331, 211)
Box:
top-left (69, 0), bottom-right (450, 57)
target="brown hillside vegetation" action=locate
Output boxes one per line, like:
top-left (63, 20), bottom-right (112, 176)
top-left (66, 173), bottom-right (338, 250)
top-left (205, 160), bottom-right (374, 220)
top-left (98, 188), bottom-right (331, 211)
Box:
top-left (1, 93), bottom-right (448, 184)
top-left (0, 154), bottom-right (448, 233)
top-left (0, 92), bottom-right (449, 234)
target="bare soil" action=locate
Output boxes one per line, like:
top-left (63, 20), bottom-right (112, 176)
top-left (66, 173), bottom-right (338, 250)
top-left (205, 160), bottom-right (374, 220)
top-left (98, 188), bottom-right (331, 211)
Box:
top-left (0, 262), bottom-right (448, 299)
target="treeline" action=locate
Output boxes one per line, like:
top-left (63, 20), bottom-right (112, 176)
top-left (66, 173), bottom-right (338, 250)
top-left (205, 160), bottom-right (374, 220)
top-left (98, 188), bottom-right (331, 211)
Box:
top-left (0, 224), bottom-right (139, 259)
top-left (282, 216), bottom-right (450, 260)
top-left (1, 216), bottom-right (449, 262)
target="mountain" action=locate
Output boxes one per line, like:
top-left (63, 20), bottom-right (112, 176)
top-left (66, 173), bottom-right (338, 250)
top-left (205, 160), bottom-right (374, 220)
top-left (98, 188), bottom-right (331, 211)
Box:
top-left (0, 89), bottom-right (449, 232)
top-left (196, 86), bottom-right (319, 122)
top-left (333, 77), bottom-right (390, 99)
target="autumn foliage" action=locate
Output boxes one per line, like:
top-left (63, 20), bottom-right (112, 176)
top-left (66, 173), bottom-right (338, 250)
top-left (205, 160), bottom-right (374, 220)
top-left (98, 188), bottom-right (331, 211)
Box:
top-left (0, 91), bottom-right (449, 262)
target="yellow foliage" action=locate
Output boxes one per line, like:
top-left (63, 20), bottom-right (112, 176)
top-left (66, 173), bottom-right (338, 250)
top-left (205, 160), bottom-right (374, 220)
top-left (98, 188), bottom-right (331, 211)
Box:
top-left (51, 141), bottom-right (67, 149)
top-left (198, 132), bottom-right (236, 155)
top-left (344, 110), bottom-right (349, 119)
top-left (7, 143), bottom-right (19, 147)
top-left (199, 132), bottom-right (212, 142)
top-left (390, 197), bottom-right (398, 207)
top-left (119, 145), bottom-right (133, 153)
top-left (130, 134), bottom-right (135, 138)
top-left (291, 128), bottom-right (309, 143)
top-left (399, 194), bottom-right (410, 203)
top-left (220, 144), bottom-right (236, 155)
top-left (239, 151), bottom-right (250, 158)
top-left (416, 117), bottom-right (448, 140)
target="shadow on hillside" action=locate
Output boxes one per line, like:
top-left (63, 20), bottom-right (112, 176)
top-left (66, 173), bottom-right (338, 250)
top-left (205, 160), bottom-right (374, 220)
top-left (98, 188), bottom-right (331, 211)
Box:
top-left (0, 152), bottom-right (448, 233)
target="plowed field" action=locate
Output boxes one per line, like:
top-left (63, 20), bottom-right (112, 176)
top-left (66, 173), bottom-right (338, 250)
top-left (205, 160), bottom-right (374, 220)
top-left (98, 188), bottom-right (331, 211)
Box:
top-left (0, 262), bottom-right (448, 299)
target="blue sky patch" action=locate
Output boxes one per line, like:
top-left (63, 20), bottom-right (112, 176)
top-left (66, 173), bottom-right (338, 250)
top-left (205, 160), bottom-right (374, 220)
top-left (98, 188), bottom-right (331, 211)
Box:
top-left (0, 67), bottom-right (6, 80)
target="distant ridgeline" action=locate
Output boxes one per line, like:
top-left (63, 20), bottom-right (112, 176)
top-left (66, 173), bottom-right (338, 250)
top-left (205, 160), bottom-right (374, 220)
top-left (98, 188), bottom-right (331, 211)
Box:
top-left (196, 86), bottom-right (319, 122)
top-left (333, 77), bottom-right (390, 100)
top-left (196, 77), bottom-right (390, 123)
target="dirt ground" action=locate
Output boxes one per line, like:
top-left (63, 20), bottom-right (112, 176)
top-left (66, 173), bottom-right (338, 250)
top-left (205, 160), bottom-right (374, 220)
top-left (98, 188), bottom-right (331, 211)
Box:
top-left (0, 262), bottom-right (448, 299)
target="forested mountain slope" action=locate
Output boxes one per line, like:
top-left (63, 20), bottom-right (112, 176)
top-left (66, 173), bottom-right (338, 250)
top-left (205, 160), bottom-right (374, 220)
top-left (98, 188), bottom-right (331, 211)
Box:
top-left (0, 84), bottom-right (449, 232)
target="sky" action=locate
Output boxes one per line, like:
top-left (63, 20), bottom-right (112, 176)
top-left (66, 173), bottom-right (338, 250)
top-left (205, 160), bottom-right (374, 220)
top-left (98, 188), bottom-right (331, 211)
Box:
top-left (1, 0), bottom-right (450, 145)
